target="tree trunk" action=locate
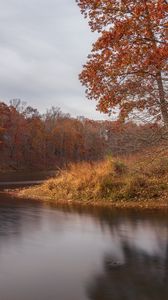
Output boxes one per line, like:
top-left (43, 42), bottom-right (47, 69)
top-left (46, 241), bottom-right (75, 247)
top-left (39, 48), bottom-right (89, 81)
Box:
top-left (156, 72), bottom-right (168, 127)
top-left (144, 0), bottom-right (168, 127)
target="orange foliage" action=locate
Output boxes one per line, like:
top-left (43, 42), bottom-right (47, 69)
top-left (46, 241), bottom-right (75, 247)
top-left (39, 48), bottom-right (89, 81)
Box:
top-left (0, 100), bottom-right (165, 170)
top-left (76, 0), bottom-right (168, 124)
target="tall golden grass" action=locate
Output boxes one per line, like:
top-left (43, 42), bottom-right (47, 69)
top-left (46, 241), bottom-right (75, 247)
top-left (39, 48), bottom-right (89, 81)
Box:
top-left (19, 152), bottom-right (168, 204)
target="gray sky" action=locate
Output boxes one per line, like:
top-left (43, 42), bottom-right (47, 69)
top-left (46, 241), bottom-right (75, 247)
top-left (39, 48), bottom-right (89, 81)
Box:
top-left (0, 0), bottom-right (108, 119)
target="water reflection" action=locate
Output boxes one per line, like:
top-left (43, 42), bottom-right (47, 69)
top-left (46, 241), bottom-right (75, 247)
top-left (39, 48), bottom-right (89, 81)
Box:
top-left (0, 194), bottom-right (41, 240)
top-left (85, 211), bottom-right (168, 300)
top-left (0, 194), bottom-right (168, 300)
top-left (88, 237), bottom-right (168, 300)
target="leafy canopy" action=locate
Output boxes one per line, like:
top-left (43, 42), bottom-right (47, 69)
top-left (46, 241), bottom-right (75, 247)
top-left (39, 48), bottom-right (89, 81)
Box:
top-left (76, 0), bottom-right (168, 123)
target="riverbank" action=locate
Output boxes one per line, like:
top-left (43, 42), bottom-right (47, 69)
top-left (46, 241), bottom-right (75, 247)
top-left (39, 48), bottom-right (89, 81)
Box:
top-left (15, 153), bottom-right (168, 210)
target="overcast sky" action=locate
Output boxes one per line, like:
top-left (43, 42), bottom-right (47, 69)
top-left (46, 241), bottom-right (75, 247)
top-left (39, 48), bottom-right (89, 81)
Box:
top-left (0, 0), bottom-right (109, 120)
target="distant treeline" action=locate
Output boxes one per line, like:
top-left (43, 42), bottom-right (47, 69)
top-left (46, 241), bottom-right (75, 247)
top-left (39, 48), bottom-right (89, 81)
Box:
top-left (0, 100), bottom-right (161, 170)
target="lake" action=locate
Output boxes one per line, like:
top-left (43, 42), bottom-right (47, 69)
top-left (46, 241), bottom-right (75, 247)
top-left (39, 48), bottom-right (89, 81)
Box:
top-left (0, 192), bottom-right (168, 300)
top-left (0, 171), bottom-right (57, 189)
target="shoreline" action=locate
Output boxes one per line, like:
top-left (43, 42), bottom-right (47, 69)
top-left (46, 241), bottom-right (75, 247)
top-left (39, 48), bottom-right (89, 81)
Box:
top-left (2, 155), bottom-right (168, 212)
top-left (4, 189), bottom-right (168, 212)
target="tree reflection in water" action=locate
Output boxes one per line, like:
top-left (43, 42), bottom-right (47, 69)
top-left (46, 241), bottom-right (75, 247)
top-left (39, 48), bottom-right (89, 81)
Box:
top-left (1, 195), bottom-right (168, 300)
top-left (87, 233), bottom-right (168, 300)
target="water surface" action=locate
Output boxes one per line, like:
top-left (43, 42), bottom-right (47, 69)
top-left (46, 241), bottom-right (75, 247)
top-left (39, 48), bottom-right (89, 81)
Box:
top-left (0, 193), bottom-right (168, 300)
top-left (0, 170), bottom-right (56, 189)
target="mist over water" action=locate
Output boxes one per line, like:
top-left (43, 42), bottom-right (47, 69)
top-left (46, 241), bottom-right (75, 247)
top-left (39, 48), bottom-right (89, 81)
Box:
top-left (0, 194), bottom-right (168, 300)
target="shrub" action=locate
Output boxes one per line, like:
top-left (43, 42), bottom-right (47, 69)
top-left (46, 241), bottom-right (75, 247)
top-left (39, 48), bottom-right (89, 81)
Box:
top-left (147, 157), bottom-right (168, 177)
top-left (100, 175), bottom-right (125, 198)
top-left (125, 176), bottom-right (147, 199)
top-left (112, 160), bottom-right (128, 176)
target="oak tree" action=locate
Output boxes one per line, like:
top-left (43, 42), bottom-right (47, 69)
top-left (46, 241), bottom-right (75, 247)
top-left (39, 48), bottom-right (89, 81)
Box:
top-left (76, 0), bottom-right (168, 125)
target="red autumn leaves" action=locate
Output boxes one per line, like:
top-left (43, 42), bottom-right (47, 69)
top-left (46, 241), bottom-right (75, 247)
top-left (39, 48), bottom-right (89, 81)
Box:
top-left (76, 0), bottom-right (168, 124)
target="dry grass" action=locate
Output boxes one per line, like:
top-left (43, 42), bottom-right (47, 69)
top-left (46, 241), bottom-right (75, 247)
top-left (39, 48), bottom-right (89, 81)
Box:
top-left (19, 153), bottom-right (168, 207)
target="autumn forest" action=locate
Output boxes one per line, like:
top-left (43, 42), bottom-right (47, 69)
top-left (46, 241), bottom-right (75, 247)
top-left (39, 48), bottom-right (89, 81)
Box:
top-left (0, 0), bottom-right (168, 205)
top-left (0, 99), bottom-right (162, 171)
top-left (1, 2), bottom-right (168, 300)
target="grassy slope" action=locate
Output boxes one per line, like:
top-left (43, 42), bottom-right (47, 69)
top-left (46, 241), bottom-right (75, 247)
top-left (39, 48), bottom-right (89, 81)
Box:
top-left (18, 151), bottom-right (168, 209)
